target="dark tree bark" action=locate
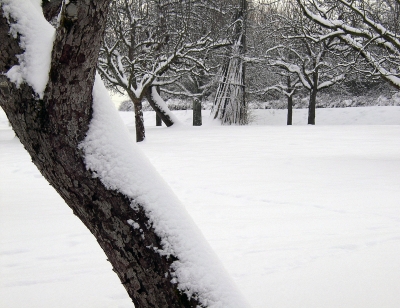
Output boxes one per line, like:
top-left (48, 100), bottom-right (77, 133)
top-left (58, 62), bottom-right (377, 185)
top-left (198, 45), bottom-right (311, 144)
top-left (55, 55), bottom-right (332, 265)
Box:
top-left (127, 22), bottom-right (146, 142)
top-left (308, 71), bottom-right (319, 125)
top-left (42, 0), bottom-right (63, 22)
top-left (308, 87), bottom-right (317, 125)
top-left (131, 97), bottom-right (146, 142)
top-left (287, 95), bottom-right (293, 125)
top-left (156, 113), bottom-right (162, 126)
top-left (286, 76), bottom-right (293, 126)
top-left (0, 2), bottom-right (203, 307)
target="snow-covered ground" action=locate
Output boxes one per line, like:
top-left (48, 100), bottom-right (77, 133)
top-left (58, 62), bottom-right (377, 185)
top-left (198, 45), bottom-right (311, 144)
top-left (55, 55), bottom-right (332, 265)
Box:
top-left (1, 106), bottom-right (400, 307)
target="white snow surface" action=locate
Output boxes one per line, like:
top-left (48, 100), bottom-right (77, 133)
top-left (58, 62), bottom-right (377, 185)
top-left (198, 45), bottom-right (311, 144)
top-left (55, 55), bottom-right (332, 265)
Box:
top-left (79, 75), bottom-right (249, 307)
top-left (1, 0), bottom-right (55, 98)
top-left (1, 105), bottom-right (400, 307)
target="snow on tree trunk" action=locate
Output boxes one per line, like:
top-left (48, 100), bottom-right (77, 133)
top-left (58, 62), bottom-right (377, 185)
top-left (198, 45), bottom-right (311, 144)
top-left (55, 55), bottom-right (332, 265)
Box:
top-left (212, 0), bottom-right (247, 125)
top-left (146, 86), bottom-right (178, 127)
top-left (0, 1), bottom-right (249, 307)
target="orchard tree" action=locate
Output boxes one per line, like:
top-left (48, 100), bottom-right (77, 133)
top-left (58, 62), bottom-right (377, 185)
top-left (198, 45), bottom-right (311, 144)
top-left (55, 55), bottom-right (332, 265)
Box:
top-left (259, 1), bottom-right (350, 125)
top-left (243, 0), bottom-right (348, 124)
top-left (253, 68), bottom-right (301, 125)
top-left (265, 41), bottom-right (348, 125)
top-left (0, 1), bottom-right (248, 307)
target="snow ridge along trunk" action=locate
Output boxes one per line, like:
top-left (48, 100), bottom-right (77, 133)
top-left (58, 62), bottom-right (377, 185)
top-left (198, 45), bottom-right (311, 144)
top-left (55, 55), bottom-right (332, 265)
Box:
top-left (146, 86), bottom-right (175, 127)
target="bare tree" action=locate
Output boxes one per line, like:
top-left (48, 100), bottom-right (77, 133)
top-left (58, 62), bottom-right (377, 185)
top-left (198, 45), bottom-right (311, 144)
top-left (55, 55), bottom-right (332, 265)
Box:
top-left (0, 1), bottom-right (247, 307)
top-left (252, 68), bottom-right (301, 125)
top-left (265, 41), bottom-right (348, 124)
top-left (250, 0), bottom-right (349, 124)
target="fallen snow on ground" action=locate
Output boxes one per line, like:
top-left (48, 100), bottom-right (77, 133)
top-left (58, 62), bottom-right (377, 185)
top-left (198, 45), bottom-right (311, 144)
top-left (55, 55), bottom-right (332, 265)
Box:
top-left (1, 106), bottom-right (400, 307)
top-left (118, 106), bottom-right (400, 127)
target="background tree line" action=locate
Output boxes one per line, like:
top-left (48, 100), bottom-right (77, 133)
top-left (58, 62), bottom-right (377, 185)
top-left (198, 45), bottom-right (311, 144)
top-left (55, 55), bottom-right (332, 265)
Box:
top-left (102, 0), bottom-right (400, 134)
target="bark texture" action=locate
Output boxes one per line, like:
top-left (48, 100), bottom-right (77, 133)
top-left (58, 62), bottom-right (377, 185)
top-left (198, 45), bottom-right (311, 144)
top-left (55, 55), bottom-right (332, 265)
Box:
top-left (42, 0), bottom-right (63, 22)
top-left (0, 2), bottom-right (201, 307)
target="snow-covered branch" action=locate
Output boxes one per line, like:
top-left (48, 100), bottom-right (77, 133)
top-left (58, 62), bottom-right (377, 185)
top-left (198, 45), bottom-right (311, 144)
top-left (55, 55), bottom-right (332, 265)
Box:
top-left (297, 0), bottom-right (400, 89)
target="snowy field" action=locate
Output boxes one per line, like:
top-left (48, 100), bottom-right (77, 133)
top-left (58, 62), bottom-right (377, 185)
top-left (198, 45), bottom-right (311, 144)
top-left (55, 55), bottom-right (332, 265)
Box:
top-left (1, 106), bottom-right (400, 307)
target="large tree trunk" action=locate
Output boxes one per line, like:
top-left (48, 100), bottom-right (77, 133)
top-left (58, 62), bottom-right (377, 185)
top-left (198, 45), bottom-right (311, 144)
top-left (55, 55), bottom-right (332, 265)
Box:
top-left (0, 2), bottom-right (208, 307)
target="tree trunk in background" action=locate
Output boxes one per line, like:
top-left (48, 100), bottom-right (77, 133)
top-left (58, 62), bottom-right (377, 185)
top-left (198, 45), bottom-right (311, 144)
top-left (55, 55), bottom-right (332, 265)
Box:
top-left (193, 98), bottom-right (202, 126)
top-left (126, 21), bottom-right (147, 142)
top-left (133, 99), bottom-right (146, 142)
top-left (0, 2), bottom-right (203, 307)
top-left (287, 95), bottom-right (293, 125)
top-left (145, 86), bottom-right (174, 127)
top-left (287, 76), bottom-right (293, 125)
top-left (308, 71), bottom-right (319, 125)
top-left (308, 87), bottom-right (317, 125)
top-left (156, 113), bottom-right (162, 126)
